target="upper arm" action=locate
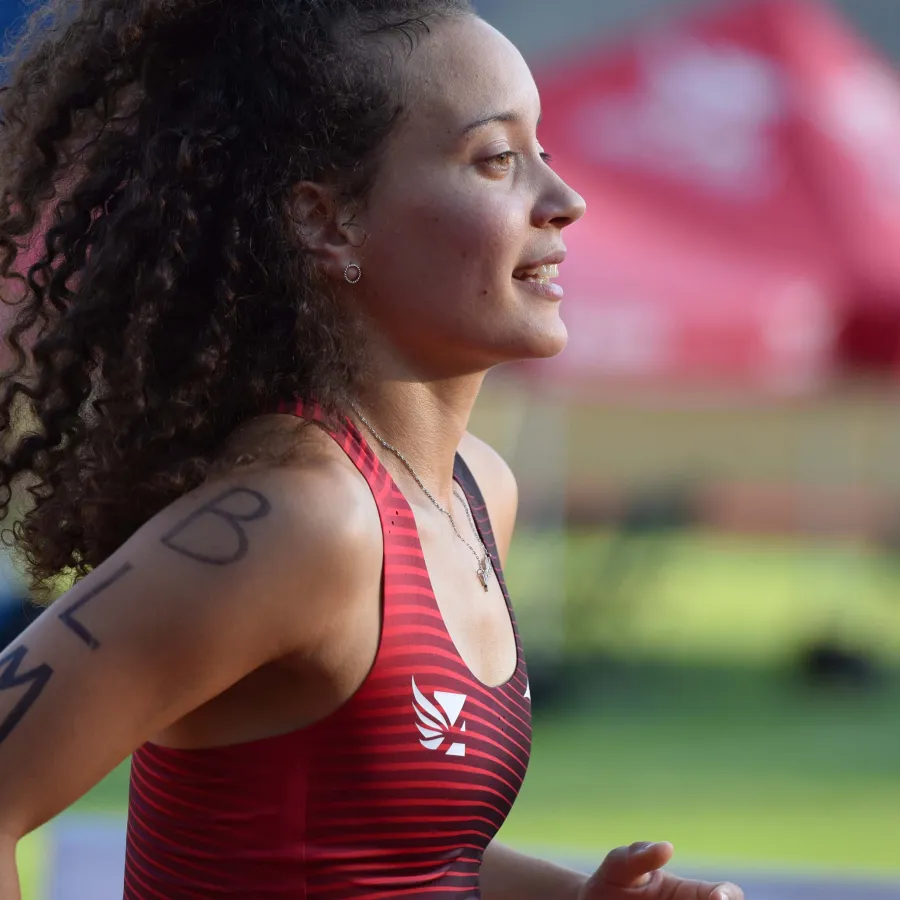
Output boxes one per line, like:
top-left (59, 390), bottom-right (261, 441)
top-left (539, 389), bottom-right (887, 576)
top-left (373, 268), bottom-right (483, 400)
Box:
top-left (0, 462), bottom-right (376, 839)
top-left (458, 433), bottom-right (518, 566)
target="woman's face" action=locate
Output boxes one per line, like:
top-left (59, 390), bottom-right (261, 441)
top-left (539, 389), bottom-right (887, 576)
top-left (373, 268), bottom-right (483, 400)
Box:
top-left (349, 14), bottom-right (586, 376)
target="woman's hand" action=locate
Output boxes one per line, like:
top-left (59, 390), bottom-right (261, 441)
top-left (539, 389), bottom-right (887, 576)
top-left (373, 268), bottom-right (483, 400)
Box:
top-left (578, 843), bottom-right (743, 900)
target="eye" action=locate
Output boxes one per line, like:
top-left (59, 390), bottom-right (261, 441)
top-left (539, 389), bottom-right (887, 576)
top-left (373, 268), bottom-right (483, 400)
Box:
top-left (485, 150), bottom-right (517, 171)
top-left (540, 151), bottom-right (554, 166)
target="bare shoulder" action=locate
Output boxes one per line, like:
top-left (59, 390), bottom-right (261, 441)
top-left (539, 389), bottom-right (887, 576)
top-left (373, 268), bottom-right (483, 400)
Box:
top-left (186, 421), bottom-right (383, 628)
top-left (214, 413), bottom-right (382, 571)
top-left (458, 431), bottom-right (518, 563)
top-left (72, 429), bottom-right (383, 662)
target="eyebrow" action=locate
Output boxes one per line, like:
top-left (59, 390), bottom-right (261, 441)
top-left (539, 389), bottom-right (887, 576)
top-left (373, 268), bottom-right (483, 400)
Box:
top-left (461, 111), bottom-right (542, 136)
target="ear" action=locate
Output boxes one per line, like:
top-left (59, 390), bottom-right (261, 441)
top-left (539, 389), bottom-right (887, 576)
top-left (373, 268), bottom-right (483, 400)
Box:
top-left (287, 181), bottom-right (367, 280)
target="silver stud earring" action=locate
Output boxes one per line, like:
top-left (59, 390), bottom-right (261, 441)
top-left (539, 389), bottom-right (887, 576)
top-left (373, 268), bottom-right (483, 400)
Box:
top-left (344, 263), bottom-right (362, 285)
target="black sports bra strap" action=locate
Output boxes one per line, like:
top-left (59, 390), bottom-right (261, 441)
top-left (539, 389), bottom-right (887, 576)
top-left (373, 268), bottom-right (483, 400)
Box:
top-left (453, 453), bottom-right (500, 572)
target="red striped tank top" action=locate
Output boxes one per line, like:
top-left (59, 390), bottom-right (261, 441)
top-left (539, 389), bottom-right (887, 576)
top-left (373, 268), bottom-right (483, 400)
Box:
top-left (123, 401), bottom-right (532, 899)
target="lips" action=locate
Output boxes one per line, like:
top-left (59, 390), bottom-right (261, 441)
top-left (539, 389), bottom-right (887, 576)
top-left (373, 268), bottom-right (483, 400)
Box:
top-left (512, 262), bottom-right (565, 300)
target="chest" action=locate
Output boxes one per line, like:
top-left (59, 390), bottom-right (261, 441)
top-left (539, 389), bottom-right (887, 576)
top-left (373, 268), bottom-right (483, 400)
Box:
top-left (412, 507), bottom-right (518, 690)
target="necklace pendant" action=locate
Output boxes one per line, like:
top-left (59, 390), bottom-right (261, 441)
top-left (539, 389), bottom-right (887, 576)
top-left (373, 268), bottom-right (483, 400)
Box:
top-left (477, 558), bottom-right (490, 591)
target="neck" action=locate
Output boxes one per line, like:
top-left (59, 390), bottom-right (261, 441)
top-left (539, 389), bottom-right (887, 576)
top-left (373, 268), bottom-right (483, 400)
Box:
top-left (352, 372), bottom-right (485, 509)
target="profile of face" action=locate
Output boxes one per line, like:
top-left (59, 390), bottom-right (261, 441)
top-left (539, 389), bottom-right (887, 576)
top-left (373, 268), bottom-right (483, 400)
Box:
top-left (304, 14), bottom-right (586, 378)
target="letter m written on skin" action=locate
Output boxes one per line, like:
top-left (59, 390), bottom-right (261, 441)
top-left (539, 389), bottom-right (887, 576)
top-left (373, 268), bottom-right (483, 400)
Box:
top-left (0, 564), bottom-right (134, 749)
top-left (0, 648), bottom-right (53, 745)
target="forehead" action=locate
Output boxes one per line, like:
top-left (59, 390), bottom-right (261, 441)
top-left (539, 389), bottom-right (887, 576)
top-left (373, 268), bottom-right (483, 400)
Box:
top-left (401, 16), bottom-right (540, 137)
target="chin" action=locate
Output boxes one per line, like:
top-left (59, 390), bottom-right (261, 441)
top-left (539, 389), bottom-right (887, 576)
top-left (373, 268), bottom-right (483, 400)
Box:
top-left (499, 321), bottom-right (569, 362)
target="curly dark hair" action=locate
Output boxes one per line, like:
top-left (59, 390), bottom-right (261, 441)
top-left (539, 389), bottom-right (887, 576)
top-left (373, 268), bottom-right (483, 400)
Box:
top-left (0, 0), bottom-right (474, 592)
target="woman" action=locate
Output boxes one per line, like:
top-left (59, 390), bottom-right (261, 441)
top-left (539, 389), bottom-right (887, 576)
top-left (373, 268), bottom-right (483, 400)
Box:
top-left (0, 2), bottom-right (744, 898)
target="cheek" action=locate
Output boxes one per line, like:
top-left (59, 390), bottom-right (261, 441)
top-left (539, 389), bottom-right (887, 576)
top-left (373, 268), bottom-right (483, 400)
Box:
top-left (373, 185), bottom-right (521, 293)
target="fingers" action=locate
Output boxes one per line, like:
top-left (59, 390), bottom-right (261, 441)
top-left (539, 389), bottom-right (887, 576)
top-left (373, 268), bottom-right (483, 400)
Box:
top-left (595, 841), bottom-right (675, 887)
top-left (708, 882), bottom-right (744, 900)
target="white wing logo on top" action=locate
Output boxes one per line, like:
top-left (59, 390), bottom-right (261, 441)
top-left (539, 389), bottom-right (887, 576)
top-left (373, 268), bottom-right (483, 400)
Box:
top-left (412, 676), bottom-right (467, 757)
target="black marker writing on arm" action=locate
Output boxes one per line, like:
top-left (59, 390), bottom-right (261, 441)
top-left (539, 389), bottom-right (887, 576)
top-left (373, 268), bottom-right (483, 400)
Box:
top-left (57, 562), bottom-right (134, 651)
top-left (0, 563), bottom-right (134, 745)
top-left (160, 488), bottom-right (272, 566)
top-left (0, 486), bottom-right (271, 747)
top-left (0, 647), bottom-right (53, 747)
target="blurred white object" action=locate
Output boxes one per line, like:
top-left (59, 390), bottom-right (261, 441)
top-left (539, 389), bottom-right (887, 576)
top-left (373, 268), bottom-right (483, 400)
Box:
top-left (47, 817), bottom-right (126, 900)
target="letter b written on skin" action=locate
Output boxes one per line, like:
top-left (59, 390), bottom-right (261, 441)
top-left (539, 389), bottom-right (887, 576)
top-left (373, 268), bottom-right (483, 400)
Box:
top-left (160, 487), bottom-right (272, 566)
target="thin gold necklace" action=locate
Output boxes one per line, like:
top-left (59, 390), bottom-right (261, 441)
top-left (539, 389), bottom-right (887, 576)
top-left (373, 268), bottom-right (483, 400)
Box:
top-left (349, 403), bottom-right (491, 592)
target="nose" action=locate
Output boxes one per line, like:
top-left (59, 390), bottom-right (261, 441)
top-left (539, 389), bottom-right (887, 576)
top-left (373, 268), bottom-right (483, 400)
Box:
top-left (533, 169), bottom-right (587, 230)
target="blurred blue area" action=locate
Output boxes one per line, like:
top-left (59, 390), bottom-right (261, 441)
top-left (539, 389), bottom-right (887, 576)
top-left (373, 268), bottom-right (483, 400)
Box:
top-left (0, 0), bottom-right (25, 73)
top-left (0, 558), bottom-right (38, 647)
top-left (0, 0), bottom-right (23, 39)
top-left (0, 594), bottom-right (40, 648)
top-left (0, 0), bottom-right (35, 644)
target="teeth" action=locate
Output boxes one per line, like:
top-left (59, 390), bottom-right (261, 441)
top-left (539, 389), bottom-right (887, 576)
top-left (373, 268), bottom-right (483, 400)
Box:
top-left (518, 263), bottom-right (560, 280)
